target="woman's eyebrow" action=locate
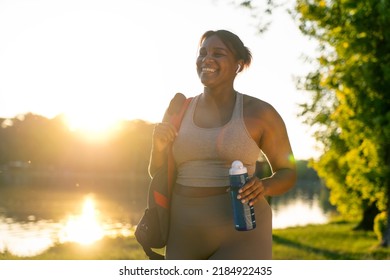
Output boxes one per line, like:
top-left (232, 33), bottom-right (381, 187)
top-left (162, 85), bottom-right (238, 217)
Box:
top-left (214, 47), bottom-right (228, 52)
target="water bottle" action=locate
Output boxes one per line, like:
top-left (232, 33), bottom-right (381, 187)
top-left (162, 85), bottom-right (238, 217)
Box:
top-left (229, 160), bottom-right (256, 231)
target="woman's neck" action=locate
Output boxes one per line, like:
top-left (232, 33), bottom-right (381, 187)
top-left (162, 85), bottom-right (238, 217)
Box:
top-left (194, 87), bottom-right (237, 128)
top-left (202, 86), bottom-right (237, 105)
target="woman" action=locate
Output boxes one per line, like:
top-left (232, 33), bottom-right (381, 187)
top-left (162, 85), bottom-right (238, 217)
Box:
top-left (149, 30), bottom-right (296, 259)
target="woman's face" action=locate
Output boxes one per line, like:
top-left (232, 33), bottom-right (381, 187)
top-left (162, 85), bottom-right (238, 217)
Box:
top-left (196, 35), bottom-right (238, 89)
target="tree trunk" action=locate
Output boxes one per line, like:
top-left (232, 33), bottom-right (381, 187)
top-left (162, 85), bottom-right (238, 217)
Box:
top-left (380, 215), bottom-right (390, 247)
top-left (354, 202), bottom-right (380, 231)
top-left (380, 187), bottom-right (390, 247)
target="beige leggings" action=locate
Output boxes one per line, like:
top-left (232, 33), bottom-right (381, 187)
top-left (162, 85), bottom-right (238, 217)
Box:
top-left (165, 190), bottom-right (272, 260)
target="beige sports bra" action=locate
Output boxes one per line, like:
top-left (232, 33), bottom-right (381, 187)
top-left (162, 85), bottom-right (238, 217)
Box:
top-left (172, 92), bottom-right (261, 187)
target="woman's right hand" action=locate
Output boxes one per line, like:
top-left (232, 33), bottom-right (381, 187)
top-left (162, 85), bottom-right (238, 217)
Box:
top-left (152, 122), bottom-right (178, 152)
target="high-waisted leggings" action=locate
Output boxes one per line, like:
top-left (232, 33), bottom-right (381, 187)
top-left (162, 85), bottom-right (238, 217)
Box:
top-left (165, 189), bottom-right (272, 260)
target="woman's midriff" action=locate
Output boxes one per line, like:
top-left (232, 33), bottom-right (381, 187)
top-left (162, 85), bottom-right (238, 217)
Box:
top-left (174, 183), bottom-right (230, 197)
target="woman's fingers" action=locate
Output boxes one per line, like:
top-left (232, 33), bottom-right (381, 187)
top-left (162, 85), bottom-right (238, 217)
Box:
top-left (152, 122), bottom-right (178, 151)
top-left (237, 177), bottom-right (266, 206)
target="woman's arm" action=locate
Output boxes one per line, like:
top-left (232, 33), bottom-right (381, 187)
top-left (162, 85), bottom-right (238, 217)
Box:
top-left (148, 93), bottom-right (186, 177)
top-left (148, 112), bottom-right (176, 177)
top-left (258, 105), bottom-right (297, 196)
top-left (239, 100), bottom-right (297, 205)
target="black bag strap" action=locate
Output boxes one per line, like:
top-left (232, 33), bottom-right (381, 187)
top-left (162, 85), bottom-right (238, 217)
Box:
top-left (142, 244), bottom-right (165, 260)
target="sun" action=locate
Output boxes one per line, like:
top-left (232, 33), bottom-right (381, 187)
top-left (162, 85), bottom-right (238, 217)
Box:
top-left (64, 111), bottom-right (122, 141)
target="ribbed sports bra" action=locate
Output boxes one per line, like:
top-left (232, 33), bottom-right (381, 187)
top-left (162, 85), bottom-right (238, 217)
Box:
top-left (172, 92), bottom-right (261, 187)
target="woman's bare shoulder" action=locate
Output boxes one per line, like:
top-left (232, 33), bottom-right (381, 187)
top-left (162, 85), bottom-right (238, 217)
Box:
top-left (243, 94), bottom-right (279, 119)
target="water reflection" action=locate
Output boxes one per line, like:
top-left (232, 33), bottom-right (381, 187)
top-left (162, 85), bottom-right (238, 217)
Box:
top-left (0, 196), bottom-right (330, 257)
top-left (0, 177), bottom-right (332, 257)
top-left (0, 217), bottom-right (59, 257)
top-left (272, 197), bottom-right (329, 228)
top-left (0, 195), bottom-right (133, 257)
top-left (59, 196), bottom-right (104, 245)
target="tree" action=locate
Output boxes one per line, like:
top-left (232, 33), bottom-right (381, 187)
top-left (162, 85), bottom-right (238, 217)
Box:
top-left (293, 0), bottom-right (390, 246)
top-left (231, 0), bottom-right (283, 33)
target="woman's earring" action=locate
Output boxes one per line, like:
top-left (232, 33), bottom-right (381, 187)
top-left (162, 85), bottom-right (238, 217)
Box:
top-left (236, 64), bottom-right (241, 74)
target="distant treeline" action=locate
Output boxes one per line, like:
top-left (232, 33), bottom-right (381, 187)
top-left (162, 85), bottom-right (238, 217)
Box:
top-left (0, 113), bottom-right (318, 183)
top-left (0, 113), bottom-right (154, 175)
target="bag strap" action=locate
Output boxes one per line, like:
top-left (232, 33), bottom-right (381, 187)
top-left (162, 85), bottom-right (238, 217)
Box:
top-left (142, 244), bottom-right (165, 260)
top-left (142, 98), bottom-right (192, 261)
top-left (145, 98), bottom-right (192, 261)
top-left (150, 97), bottom-right (192, 211)
top-left (167, 98), bottom-right (192, 191)
top-left (169, 97), bottom-right (192, 131)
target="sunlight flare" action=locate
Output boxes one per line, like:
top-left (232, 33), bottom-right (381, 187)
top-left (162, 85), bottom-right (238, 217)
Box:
top-left (59, 196), bottom-right (104, 245)
top-left (64, 111), bottom-right (121, 141)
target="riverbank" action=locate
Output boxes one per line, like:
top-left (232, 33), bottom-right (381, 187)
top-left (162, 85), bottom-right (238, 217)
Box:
top-left (1, 221), bottom-right (389, 260)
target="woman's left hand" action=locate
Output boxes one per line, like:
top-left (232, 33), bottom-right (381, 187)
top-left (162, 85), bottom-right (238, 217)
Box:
top-left (237, 177), bottom-right (267, 206)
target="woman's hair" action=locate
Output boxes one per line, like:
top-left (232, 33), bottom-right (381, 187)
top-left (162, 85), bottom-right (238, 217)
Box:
top-left (199, 30), bottom-right (252, 69)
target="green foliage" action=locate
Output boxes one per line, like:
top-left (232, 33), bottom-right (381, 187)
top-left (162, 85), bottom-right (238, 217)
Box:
top-left (233, 0), bottom-right (284, 33)
top-left (294, 0), bottom-right (390, 234)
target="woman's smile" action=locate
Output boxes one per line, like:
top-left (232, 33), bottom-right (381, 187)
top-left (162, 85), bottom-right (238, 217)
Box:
top-left (201, 67), bottom-right (217, 73)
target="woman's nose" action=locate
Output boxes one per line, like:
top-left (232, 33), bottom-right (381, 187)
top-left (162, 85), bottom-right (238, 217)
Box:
top-left (202, 54), bottom-right (213, 63)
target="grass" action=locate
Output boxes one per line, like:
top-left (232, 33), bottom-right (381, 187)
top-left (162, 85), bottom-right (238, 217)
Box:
top-left (0, 237), bottom-right (148, 260)
top-left (272, 221), bottom-right (390, 260)
top-left (1, 221), bottom-right (390, 260)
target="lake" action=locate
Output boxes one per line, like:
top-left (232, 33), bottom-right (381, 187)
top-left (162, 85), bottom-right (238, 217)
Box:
top-left (0, 172), bottom-right (333, 257)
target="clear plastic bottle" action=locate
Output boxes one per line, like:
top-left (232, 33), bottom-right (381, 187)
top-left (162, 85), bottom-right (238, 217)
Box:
top-left (229, 160), bottom-right (256, 231)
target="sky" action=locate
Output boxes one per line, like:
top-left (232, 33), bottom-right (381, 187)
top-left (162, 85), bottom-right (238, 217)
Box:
top-left (0, 0), bottom-right (320, 160)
